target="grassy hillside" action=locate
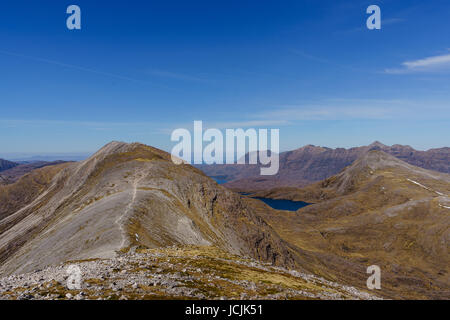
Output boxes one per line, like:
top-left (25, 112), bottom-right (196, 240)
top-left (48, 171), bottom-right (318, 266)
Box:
top-left (248, 151), bottom-right (450, 299)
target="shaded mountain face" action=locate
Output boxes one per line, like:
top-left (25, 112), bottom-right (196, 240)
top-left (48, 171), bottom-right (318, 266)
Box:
top-left (0, 159), bottom-right (18, 174)
top-left (250, 151), bottom-right (450, 299)
top-left (0, 142), bottom-right (296, 276)
top-left (0, 161), bottom-right (68, 185)
top-left (197, 142), bottom-right (450, 191)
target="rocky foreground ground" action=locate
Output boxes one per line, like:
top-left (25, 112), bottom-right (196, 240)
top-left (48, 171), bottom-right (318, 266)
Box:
top-left (0, 245), bottom-right (380, 300)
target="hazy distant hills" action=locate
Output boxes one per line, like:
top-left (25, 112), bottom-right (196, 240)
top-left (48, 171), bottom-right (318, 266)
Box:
top-left (0, 159), bottom-right (18, 173)
top-left (249, 150), bottom-right (450, 299)
top-left (2, 153), bottom-right (90, 162)
top-left (198, 141), bottom-right (450, 191)
top-left (0, 161), bottom-right (68, 185)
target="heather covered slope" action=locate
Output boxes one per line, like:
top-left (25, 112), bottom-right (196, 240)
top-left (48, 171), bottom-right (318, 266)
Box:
top-left (0, 163), bottom-right (71, 222)
top-left (250, 151), bottom-right (450, 299)
top-left (0, 142), bottom-right (296, 276)
top-left (197, 142), bottom-right (450, 191)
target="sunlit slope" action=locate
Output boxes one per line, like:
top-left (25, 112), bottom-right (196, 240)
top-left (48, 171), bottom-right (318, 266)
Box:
top-left (0, 142), bottom-right (295, 276)
top-left (252, 151), bottom-right (450, 299)
top-left (0, 246), bottom-right (379, 300)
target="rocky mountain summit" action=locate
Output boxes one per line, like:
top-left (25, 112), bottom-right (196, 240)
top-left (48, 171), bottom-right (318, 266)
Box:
top-left (0, 142), bottom-right (295, 276)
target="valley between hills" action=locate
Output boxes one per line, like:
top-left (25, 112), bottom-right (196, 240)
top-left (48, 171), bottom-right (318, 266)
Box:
top-left (0, 141), bottom-right (448, 300)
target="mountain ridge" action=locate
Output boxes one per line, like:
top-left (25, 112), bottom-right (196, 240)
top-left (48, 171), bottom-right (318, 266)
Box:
top-left (1, 144), bottom-right (448, 299)
top-left (0, 160), bottom-right (68, 185)
top-left (248, 150), bottom-right (450, 299)
top-left (0, 141), bottom-right (297, 276)
top-left (0, 159), bottom-right (18, 174)
top-left (196, 141), bottom-right (450, 191)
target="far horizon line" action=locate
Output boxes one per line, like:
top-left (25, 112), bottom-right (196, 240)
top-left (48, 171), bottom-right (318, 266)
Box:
top-left (1, 140), bottom-right (449, 162)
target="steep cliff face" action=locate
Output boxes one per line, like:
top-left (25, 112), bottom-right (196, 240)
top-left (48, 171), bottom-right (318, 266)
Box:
top-left (0, 142), bottom-right (295, 276)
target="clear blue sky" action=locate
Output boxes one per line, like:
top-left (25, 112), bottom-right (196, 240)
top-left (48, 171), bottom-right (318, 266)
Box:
top-left (0, 0), bottom-right (449, 157)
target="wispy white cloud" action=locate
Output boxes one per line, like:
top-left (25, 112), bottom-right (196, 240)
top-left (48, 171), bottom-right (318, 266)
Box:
top-left (150, 99), bottom-right (421, 133)
top-left (0, 119), bottom-right (154, 127)
top-left (291, 50), bottom-right (368, 73)
top-left (253, 99), bottom-right (409, 121)
top-left (2, 97), bottom-right (447, 139)
top-left (260, 106), bottom-right (391, 120)
top-left (153, 119), bottom-right (290, 135)
top-left (252, 98), bottom-right (450, 122)
top-left (205, 120), bottom-right (289, 129)
top-left (0, 119), bottom-right (169, 135)
top-left (0, 50), bottom-right (170, 89)
top-left (382, 18), bottom-right (406, 26)
top-left (385, 53), bottom-right (450, 74)
top-left (148, 70), bottom-right (208, 82)
top-left (145, 97), bottom-right (450, 134)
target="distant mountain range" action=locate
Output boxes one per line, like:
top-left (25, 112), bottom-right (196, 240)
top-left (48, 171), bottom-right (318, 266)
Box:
top-left (5, 153), bottom-right (90, 162)
top-left (0, 155), bottom-right (83, 185)
top-left (197, 141), bottom-right (450, 191)
top-left (0, 142), bottom-right (448, 299)
top-left (0, 159), bottom-right (18, 173)
top-left (0, 161), bottom-right (68, 185)
top-left (248, 150), bottom-right (450, 299)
